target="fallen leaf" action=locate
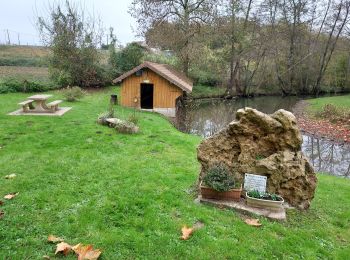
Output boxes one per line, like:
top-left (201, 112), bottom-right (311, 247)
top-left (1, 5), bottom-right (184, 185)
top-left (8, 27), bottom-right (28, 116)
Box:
top-left (5, 174), bottom-right (16, 179)
top-left (55, 242), bottom-right (72, 256)
top-left (0, 210), bottom-right (4, 219)
top-left (180, 225), bottom-right (194, 240)
top-left (48, 235), bottom-right (64, 243)
top-left (4, 192), bottom-right (19, 200)
top-left (73, 243), bottom-right (102, 260)
top-left (42, 255), bottom-right (50, 259)
top-left (244, 218), bottom-right (262, 227)
top-left (0, 200), bottom-right (3, 206)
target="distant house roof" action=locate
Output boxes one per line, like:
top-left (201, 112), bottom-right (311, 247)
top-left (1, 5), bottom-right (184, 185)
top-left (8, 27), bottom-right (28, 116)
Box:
top-left (112, 62), bottom-right (193, 93)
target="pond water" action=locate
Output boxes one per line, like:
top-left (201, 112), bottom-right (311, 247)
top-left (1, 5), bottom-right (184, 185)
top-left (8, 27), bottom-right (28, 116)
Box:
top-left (175, 96), bottom-right (350, 177)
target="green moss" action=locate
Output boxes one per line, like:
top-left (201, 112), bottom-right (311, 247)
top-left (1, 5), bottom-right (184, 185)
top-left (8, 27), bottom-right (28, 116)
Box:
top-left (0, 88), bottom-right (349, 258)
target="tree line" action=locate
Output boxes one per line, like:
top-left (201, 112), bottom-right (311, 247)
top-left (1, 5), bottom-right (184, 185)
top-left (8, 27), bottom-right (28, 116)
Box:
top-left (37, 0), bottom-right (350, 96)
top-left (132, 0), bottom-right (350, 96)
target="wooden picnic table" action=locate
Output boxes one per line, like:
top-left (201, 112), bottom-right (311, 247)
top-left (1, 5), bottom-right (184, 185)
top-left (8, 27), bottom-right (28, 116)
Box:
top-left (26, 94), bottom-right (53, 113)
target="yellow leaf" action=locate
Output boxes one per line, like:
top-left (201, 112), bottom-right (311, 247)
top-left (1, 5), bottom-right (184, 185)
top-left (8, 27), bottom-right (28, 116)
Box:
top-left (180, 225), bottom-right (194, 240)
top-left (73, 243), bottom-right (101, 260)
top-left (244, 218), bottom-right (262, 227)
top-left (55, 242), bottom-right (72, 256)
top-left (48, 235), bottom-right (64, 243)
top-left (4, 192), bottom-right (19, 200)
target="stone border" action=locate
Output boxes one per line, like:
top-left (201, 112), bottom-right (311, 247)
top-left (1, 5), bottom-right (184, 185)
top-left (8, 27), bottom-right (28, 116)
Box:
top-left (8, 107), bottom-right (72, 116)
top-left (197, 196), bottom-right (287, 221)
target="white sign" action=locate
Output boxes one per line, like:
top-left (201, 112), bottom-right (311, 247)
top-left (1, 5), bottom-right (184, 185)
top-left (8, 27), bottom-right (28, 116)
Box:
top-left (244, 174), bottom-right (267, 193)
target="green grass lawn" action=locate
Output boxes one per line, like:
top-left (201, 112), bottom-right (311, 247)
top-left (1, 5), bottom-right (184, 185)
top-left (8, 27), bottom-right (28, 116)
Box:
top-left (307, 94), bottom-right (350, 112)
top-left (1, 88), bottom-right (350, 259)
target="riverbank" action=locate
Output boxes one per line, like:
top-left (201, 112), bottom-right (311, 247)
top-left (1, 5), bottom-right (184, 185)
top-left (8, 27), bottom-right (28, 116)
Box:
top-left (294, 95), bottom-right (350, 144)
top-left (1, 89), bottom-right (350, 258)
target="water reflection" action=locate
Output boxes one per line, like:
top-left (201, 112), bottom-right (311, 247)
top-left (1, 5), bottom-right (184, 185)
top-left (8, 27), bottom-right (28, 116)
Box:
top-left (302, 135), bottom-right (350, 177)
top-left (176, 96), bottom-right (300, 137)
top-left (176, 96), bottom-right (350, 177)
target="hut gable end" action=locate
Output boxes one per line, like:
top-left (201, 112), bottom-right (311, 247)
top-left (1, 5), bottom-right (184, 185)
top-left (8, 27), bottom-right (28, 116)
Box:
top-left (113, 62), bottom-right (193, 93)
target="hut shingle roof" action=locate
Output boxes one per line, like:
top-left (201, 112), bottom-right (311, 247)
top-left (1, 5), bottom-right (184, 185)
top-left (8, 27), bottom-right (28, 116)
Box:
top-left (112, 62), bottom-right (193, 93)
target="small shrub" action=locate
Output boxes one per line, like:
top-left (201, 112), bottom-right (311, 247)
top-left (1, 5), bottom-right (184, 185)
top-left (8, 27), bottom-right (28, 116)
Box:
top-left (203, 163), bottom-right (235, 192)
top-left (97, 104), bottom-right (115, 125)
top-left (63, 86), bottom-right (85, 102)
top-left (97, 112), bottom-right (113, 126)
top-left (128, 113), bottom-right (139, 125)
top-left (317, 104), bottom-right (350, 124)
top-left (97, 111), bottom-right (111, 125)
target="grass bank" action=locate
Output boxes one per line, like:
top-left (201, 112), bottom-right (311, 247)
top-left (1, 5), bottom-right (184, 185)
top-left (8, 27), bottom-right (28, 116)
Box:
top-left (190, 85), bottom-right (225, 98)
top-left (0, 88), bottom-right (349, 259)
top-left (295, 94), bottom-right (350, 143)
top-left (307, 94), bottom-right (350, 113)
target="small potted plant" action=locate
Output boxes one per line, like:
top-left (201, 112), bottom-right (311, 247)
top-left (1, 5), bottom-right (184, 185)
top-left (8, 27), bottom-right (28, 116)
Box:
top-left (246, 190), bottom-right (284, 211)
top-left (200, 163), bottom-right (242, 201)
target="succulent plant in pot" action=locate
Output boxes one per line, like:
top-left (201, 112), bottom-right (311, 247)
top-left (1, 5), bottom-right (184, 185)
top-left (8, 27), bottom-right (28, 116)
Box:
top-left (246, 190), bottom-right (284, 211)
top-left (201, 163), bottom-right (242, 201)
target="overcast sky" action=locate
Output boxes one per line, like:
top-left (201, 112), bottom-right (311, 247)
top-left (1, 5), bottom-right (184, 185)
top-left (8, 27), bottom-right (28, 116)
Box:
top-left (0, 0), bottom-right (139, 46)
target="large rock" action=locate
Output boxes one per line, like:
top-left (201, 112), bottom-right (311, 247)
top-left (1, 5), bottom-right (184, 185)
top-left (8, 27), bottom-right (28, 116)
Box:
top-left (106, 118), bottom-right (139, 134)
top-left (197, 107), bottom-right (317, 210)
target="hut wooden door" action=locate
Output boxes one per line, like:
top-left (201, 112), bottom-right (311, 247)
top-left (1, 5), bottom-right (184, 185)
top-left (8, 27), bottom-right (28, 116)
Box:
top-left (140, 83), bottom-right (154, 109)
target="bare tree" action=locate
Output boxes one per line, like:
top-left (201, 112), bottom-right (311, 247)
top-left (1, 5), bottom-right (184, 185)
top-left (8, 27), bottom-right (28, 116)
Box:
top-left (220, 0), bottom-right (256, 96)
top-left (313, 0), bottom-right (350, 95)
top-left (130, 0), bottom-right (217, 75)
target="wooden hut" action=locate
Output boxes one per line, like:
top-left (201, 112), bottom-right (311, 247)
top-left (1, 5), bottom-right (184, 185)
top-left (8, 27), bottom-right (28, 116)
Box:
top-left (113, 62), bottom-right (193, 117)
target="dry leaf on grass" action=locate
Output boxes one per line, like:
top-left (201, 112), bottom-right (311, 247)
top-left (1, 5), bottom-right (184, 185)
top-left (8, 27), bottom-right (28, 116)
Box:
top-left (0, 210), bottom-right (4, 219)
top-left (0, 200), bottom-right (3, 206)
top-left (48, 235), bottom-right (64, 243)
top-left (5, 174), bottom-right (16, 179)
top-left (42, 255), bottom-right (50, 259)
top-left (4, 192), bottom-right (19, 200)
top-left (73, 243), bottom-right (102, 260)
top-left (180, 226), bottom-right (194, 240)
top-left (55, 242), bottom-right (72, 256)
top-left (244, 218), bottom-right (262, 227)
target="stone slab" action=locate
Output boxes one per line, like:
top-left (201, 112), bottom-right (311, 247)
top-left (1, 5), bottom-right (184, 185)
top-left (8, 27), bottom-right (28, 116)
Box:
top-left (198, 195), bottom-right (287, 221)
top-left (8, 107), bottom-right (72, 116)
top-left (106, 118), bottom-right (124, 124)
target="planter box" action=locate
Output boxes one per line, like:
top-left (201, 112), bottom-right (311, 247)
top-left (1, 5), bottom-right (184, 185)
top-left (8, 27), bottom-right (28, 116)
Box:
top-left (200, 183), bottom-right (242, 201)
top-left (246, 193), bottom-right (284, 211)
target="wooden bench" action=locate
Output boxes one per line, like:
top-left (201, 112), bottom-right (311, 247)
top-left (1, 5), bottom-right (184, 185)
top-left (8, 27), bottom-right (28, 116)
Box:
top-left (47, 100), bottom-right (62, 112)
top-left (18, 100), bottom-right (34, 112)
